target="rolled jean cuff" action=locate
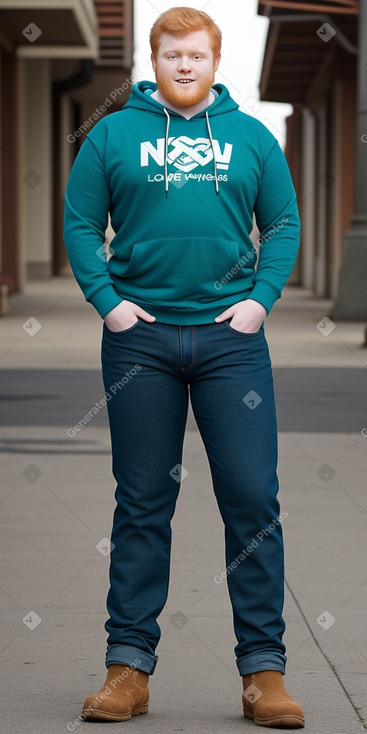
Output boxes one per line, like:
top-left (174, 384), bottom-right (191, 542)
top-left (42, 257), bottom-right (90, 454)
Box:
top-left (236, 651), bottom-right (287, 676)
top-left (105, 644), bottom-right (158, 674)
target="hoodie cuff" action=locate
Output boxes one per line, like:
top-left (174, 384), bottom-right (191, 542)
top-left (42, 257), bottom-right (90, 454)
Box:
top-left (248, 280), bottom-right (281, 315)
top-left (88, 285), bottom-right (124, 318)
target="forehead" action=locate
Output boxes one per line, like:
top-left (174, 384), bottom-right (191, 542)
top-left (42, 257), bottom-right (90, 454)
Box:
top-left (157, 29), bottom-right (212, 55)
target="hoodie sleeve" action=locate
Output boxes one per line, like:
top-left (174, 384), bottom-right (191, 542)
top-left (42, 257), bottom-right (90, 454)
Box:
top-left (63, 134), bottom-right (124, 318)
top-left (250, 139), bottom-right (300, 315)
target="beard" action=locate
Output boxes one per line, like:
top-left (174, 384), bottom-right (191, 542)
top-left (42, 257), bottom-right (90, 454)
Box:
top-left (155, 69), bottom-right (215, 108)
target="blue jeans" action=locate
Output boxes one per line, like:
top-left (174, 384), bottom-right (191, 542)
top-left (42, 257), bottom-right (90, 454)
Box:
top-left (101, 318), bottom-right (287, 677)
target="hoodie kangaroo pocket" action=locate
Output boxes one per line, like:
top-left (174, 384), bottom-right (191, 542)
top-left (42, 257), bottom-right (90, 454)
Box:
top-left (116, 237), bottom-right (245, 307)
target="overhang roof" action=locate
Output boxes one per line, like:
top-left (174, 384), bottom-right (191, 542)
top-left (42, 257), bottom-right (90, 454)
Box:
top-left (0, 0), bottom-right (98, 58)
top-left (258, 1), bottom-right (358, 14)
top-left (257, 0), bottom-right (358, 104)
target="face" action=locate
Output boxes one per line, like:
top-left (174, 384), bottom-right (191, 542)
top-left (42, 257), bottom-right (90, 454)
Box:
top-left (151, 30), bottom-right (221, 109)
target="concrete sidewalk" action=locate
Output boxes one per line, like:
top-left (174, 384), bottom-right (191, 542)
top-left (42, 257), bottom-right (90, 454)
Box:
top-left (0, 277), bottom-right (366, 734)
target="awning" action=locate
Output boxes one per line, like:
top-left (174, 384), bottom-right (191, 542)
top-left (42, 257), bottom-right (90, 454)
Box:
top-left (258, 1), bottom-right (358, 14)
top-left (0, 0), bottom-right (98, 59)
top-left (257, 0), bottom-right (358, 104)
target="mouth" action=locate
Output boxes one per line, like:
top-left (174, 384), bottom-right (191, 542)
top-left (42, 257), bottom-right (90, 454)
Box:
top-left (176, 79), bottom-right (194, 84)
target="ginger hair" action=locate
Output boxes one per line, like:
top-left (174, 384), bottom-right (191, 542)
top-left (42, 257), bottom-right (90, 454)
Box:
top-left (150, 6), bottom-right (222, 58)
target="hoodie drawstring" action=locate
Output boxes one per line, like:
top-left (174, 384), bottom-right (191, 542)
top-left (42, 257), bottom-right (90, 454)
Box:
top-left (205, 111), bottom-right (219, 195)
top-left (163, 107), bottom-right (170, 199)
top-left (163, 107), bottom-right (219, 197)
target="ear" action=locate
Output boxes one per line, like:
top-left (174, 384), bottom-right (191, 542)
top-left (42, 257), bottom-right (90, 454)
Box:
top-left (151, 52), bottom-right (157, 72)
top-left (213, 53), bottom-right (221, 72)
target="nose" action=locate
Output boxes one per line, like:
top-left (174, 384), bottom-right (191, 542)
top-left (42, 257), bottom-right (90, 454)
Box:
top-left (177, 56), bottom-right (191, 73)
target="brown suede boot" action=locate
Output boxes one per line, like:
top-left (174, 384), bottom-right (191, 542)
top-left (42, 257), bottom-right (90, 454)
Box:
top-left (242, 670), bottom-right (305, 728)
top-left (81, 664), bottom-right (149, 721)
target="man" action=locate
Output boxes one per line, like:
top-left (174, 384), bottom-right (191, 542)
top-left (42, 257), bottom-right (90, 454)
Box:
top-left (64, 6), bottom-right (305, 728)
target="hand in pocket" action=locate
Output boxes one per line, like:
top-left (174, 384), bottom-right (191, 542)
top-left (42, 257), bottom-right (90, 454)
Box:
top-left (104, 300), bottom-right (156, 332)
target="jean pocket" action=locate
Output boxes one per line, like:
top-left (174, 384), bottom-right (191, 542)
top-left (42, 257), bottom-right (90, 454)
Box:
top-left (103, 318), bottom-right (141, 335)
top-left (224, 320), bottom-right (264, 336)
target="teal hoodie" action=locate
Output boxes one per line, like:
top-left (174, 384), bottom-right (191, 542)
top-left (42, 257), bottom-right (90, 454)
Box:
top-left (63, 81), bottom-right (300, 324)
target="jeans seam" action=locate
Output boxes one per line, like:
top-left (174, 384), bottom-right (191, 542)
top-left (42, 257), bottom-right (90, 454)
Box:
top-left (180, 327), bottom-right (196, 372)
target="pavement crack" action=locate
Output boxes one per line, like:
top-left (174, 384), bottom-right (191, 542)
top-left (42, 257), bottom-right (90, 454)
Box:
top-left (285, 578), bottom-right (365, 727)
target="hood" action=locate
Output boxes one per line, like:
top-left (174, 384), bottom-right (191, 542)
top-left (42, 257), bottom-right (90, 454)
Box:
top-left (123, 81), bottom-right (239, 197)
top-left (123, 80), bottom-right (239, 117)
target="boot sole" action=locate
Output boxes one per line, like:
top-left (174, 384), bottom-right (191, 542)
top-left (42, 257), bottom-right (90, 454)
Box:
top-left (81, 703), bottom-right (149, 721)
top-left (243, 706), bottom-right (305, 728)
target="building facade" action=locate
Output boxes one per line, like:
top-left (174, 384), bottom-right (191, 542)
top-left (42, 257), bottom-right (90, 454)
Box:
top-left (0, 0), bottom-right (134, 312)
top-left (257, 0), bottom-right (360, 311)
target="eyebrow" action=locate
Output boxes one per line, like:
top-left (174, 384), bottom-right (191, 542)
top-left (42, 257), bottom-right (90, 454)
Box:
top-left (164, 48), bottom-right (208, 55)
